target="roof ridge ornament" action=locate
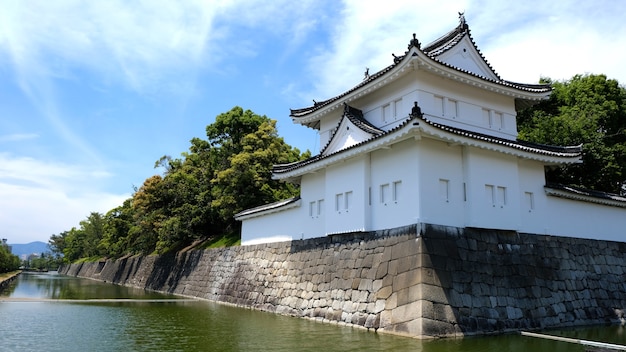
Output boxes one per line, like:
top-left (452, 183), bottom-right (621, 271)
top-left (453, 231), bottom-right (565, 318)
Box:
top-left (411, 101), bottom-right (424, 119)
top-left (458, 11), bottom-right (468, 30)
top-left (408, 33), bottom-right (421, 50)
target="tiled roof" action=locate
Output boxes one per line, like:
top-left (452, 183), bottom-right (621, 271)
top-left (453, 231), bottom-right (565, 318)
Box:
top-left (289, 62), bottom-right (397, 118)
top-left (545, 183), bottom-right (626, 207)
top-left (343, 103), bottom-right (384, 135)
top-left (290, 16), bottom-right (550, 121)
top-left (273, 117), bottom-right (413, 175)
top-left (423, 117), bottom-right (582, 156)
top-left (317, 103), bottom-right (384, 156)
top-left (234, 196), bottom-right (301, 219)
top-left (273, 113), bottom-right (581, 176)
top-left (422, 14), bottom-right (500, 80)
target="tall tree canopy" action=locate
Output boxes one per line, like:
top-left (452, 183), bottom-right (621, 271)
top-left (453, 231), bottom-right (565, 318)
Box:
top-left (518, 74), bottom-right (626, 194)
top-left (49, 107), bottom-right (309, 260)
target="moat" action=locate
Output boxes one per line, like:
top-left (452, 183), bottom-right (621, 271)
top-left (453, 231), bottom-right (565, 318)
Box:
top-left (1, 271), bottom-right (625, 351)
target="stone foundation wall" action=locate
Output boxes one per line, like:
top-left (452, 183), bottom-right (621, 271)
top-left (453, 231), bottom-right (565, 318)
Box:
top-left (0, 271), bottom-right (20, 291)
top-left (59, 224), bottom-right (626, 338)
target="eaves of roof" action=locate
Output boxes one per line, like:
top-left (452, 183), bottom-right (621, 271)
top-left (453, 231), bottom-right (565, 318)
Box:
top-left (317, 104), bottom-right (384, 156)
top-left (234, 196), bottom-right (301, 220)
top-left (290, 20), bottom-right (551, 124)
top-left (422, 15), bottom-right (500, 80)
top-left (545, 183), bottom-right (626, 208)
top-left (272, 114), bottom-right (582, 179)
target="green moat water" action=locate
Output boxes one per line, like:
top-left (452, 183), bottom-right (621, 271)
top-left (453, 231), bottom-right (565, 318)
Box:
top-left (1, 272), bottom-right (624, 351)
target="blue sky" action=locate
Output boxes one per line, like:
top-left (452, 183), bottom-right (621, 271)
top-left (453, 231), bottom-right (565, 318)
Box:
top-left (1, 0), bottom-right (626, 244)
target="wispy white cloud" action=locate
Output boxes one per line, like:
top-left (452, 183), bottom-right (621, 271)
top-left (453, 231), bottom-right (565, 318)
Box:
top-left (303, 0), bottom-right (469, 100)
top-left (0, 153), bottom-right (127, 243)
top-left (300, 0), bottom-right (626, 103)
top-left (0, 133), bottom-right (39, 142)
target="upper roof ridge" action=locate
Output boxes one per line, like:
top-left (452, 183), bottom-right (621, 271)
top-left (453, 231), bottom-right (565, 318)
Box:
top-left (289, 13), bottom-right (550, 122)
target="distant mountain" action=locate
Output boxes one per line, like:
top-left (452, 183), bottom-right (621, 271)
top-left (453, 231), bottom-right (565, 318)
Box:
top-left (9, 241), bottom-right (50, 258)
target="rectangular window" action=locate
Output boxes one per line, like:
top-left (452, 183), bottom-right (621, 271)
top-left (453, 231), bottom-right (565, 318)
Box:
top-left (345, 191), bottom-right (353, 210)
top-left (382, 104), bottom-right (391, 122)
top-left (497, 186), bottom-right (507, 207)
top-left (309, 201), bottom-right (316, 217)
top-left (524, 192), bottom-right (534, 212)
top-left (493, 112), bottom-right (503, 130)
top-left (485, 184), bottom-right (495, 207)
top-left (482, 109), bottom-right (491, 127)
top-left (317, 199), bottom-right (324, 216)
top-left (393, 99), bottom-right (402, 120)
top-left (434, 96), bottom-right (444, 116)
top-left (447, 98), bottom-right (458, 118)
top-left (392, 181), bottom-right (402, 202)
top-left (439, 179), bottom-right (450, 203)
top-left (335, 193), bottom-right (344, 212)
top-left (380, 183), bottom-right (390, 204)
top-left (368, 187), bottom-right (371, 206)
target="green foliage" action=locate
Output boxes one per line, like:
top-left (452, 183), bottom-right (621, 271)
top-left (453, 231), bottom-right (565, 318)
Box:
top-left (518, 74), bottom-right (626, 194)
top-left (26, 252), bottom-right (61, 271)
top-left (0, 244), bottom-right (20, 273)
top-left (49, 106), bottom-right (309, 260)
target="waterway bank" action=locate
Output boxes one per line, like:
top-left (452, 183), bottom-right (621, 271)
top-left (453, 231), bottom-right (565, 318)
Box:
top-left (0, 271), bottom-right (21, 291)
top-left (59, 223), bottom-right (626, 338)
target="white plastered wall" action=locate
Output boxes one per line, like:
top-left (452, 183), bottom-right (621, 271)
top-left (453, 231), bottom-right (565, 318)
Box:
top-left (240, 206), bottom-right (301, 245)
top-left (418, 138), bottom-right (465, 227)
top-left (300, 171), bottom-right (327, 238)
top-left (370, 139), bottom-right (419, 230)
top-left (463, 147), bottom-right (521, 230)
top-left (324, 155), bottom-right (369, 234)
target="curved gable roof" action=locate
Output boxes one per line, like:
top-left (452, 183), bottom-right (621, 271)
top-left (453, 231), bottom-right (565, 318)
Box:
top-left (422, 14), bottom-right (500, 80)
top-left (319, 103), bottom-right (384, 156)
top-left (273, 109), bottom-right (581, 179)
top-left (290, 15), bottom-right (551, 126)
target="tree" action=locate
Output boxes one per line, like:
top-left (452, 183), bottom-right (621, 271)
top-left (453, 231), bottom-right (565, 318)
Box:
top-left (99, 198), bottom-right (134, 258)
top-left (129, 175), bottom-right (166, 254)
top-left (80, 212), bottom-right (105, 258)
top-left (518, 74), bottom-right (626, 194)
top-left (0, 244), bottom-right (20, 273)
top-left (47, 106), bottom-right (310, 258)
top-left (211, 119), bottom-right (306, 223)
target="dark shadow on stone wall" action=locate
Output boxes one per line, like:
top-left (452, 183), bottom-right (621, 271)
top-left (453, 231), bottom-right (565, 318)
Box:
top-left (145, 251), bottom-right (203, 293)
top-left (421, 224), bottom-right (626, 337)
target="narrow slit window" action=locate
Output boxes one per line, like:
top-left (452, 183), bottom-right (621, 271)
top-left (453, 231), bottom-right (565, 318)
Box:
top-left (439, 179), bottom-right (450, 203)
top-left (524, 192), bottom-right (534, 212)
top-left (482, 109), bottom-right (491, 127)
top-left (309, 201), bottom-right (315, 217)
top-left (382, 104), bottom-right (391, 123)
top-left (434, 96), bottom-right (444, 116)
top-left (345, 191), bottom-right (353, 209)
top-left (493, 112), bottom-right (503, 130)
top-left (393, 99), bottom-right (402, 120)
top-left (447, 99), bottom-right (458, 118)
top-left (392, 181), bottom-right (402, 202)
top-left (485, 184), bottom-right (495, 207)
top-left (317, 199), bottom-right (324, 216)
top-left (335, 193), bottom-right (344, 211)
top-left (380, 184), bottom-right (390, 204)
top-left (497, 186), bottom-right (506, 207)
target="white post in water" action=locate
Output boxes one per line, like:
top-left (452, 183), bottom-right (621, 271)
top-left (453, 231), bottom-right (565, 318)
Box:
top-left (521, 331), bottom-right (626, 351)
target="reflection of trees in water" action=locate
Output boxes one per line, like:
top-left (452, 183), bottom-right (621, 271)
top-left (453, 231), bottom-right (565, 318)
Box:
top-left (0, 276), bottom-right (19, 296)
top-left (16, 272), bottom-right (173, 300)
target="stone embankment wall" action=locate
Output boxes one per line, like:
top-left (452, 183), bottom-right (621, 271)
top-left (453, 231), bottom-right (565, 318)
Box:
top-left (0, 271), bottom-right (20, 291)
top-left (59, 224), bottom-right (626, 338)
